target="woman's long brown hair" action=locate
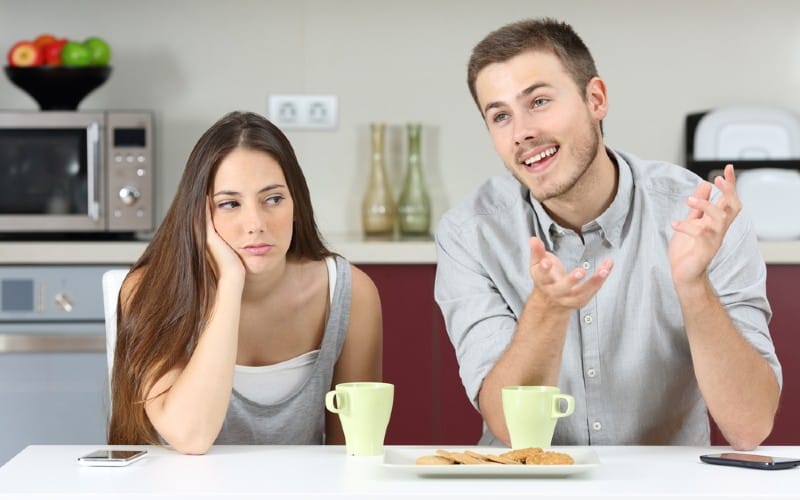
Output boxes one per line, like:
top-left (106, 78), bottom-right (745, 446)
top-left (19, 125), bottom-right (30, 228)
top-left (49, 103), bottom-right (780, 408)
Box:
top-left (108, 111), bottom-right (333, 444)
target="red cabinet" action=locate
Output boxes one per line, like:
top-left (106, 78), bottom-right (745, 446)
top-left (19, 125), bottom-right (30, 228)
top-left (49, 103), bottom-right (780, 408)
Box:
top-left (363, 264), bottom-right (799, 446)
top-left (360, 265), bottom-right (481, 445)
top-left (711, 264), bottom-right (800, 445)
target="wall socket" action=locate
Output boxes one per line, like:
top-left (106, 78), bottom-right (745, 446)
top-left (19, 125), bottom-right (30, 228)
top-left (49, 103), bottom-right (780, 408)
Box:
top-left (268, 94), bottom-right (338, 130)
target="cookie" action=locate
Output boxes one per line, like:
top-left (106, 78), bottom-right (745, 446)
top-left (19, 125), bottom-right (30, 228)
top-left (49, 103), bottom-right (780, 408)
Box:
top-left (416, 455), bottom-right (456, 465)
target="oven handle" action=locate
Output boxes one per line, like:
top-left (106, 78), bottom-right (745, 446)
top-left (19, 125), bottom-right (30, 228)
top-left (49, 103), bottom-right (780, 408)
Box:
top-left (0, 333), bottom-right (105, 353)
top-left (86, 121), bottom-right (101, 222)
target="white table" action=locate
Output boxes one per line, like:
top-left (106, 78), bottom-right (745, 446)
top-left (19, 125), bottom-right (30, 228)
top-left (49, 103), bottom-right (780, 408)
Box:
top-left (1, 445), bottom-right (798, 499)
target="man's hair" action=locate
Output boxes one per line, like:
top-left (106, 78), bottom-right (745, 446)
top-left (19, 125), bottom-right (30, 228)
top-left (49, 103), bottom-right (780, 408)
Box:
top-left (467, 18), bottom-right (599, 112)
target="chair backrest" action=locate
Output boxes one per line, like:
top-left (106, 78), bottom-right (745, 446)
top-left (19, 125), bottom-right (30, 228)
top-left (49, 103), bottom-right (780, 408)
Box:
top-left (102, 269), bottom-right (129, 384)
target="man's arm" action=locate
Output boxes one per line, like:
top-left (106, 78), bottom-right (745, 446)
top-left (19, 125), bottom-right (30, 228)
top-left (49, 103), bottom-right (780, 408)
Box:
top-left (477, 237), bottom-right (613, 445)
top-left (676, 277), bottom-right (778, 450)
top-left (670, 165), bottom-right (780, 450)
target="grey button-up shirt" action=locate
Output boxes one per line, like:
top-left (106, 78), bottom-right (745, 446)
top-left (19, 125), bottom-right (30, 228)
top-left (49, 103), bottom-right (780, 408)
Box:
top-left (434, 149), bottom-right (782, 446)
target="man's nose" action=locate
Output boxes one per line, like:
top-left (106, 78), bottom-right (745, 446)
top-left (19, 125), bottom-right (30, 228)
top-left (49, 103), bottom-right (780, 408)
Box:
top-left (513, 112), bottom-right (539, 146)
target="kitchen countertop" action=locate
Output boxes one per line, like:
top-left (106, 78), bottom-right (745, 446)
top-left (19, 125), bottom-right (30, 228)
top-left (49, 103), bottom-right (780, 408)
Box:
top-left (0, 236), bottom-right (798, 265)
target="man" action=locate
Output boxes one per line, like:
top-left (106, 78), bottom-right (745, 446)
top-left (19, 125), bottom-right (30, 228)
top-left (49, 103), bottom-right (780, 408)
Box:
top-left (434, 18), bottom-right (781, 450)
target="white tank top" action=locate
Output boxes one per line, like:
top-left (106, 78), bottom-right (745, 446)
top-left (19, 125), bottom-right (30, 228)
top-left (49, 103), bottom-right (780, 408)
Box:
top-left (232, 256), bottom-right (337, 405)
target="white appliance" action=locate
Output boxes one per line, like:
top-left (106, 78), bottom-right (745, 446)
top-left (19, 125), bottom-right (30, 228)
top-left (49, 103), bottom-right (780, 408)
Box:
top-left (0, 265), bottom-right (112, 465)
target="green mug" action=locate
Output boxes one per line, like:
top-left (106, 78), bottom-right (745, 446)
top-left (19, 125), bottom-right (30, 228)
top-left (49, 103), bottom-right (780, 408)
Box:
top-left (502, 386), bottom-right (574, 449)
top-left (325, 382), bottom-right (394, 456)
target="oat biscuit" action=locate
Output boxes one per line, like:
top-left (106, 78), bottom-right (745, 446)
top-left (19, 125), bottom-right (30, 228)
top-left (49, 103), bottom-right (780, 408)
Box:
top-left (419, 447), bottom-right (574, 466)
top-left (499, 447), bottom-right (543, 462)
top-left (524, 451), bottom-right (575, 465)
top-left (434, 449), bottom-right (485, 465)
top-left (416, 455), bottom-right (456, 465)
top-left (484, 453), bottom-right (518, 465)
top-left (464, 450), bottom-right (493, 463)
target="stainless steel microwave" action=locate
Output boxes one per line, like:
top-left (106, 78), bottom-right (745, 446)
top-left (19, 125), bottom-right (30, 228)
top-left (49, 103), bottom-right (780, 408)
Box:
top-left (0, 111), bottom-right (154, 237)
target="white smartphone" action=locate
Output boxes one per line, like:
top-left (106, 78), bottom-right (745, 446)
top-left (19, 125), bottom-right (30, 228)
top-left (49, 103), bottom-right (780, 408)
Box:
top-left (77, 449), bottom-right (147, 467)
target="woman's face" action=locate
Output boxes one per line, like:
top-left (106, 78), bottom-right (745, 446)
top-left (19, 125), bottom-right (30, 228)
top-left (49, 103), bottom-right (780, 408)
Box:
top-left (210, 147), bottom-right (294, 274)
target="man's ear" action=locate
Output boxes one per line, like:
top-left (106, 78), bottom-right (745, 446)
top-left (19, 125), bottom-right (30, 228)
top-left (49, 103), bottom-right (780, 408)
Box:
top-left (585, 76), bottom-right (608, 121)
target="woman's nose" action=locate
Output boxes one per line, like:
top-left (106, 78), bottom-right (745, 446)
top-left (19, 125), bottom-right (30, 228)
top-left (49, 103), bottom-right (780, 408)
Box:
top-left (244, 207), bottom-right (265, 234)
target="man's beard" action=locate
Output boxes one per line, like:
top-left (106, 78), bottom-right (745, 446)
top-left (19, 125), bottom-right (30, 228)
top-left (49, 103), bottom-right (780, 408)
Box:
top-left (513, 116), bottom-right (602, 203)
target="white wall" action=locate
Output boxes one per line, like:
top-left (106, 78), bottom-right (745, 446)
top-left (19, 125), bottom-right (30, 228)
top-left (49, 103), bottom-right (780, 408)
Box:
top-left (2, 0), bottom-right (799, 236)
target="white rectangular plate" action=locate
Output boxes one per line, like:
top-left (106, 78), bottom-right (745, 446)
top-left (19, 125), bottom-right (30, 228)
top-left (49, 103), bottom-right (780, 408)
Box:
top-left (383, 446), bottom-right (599, 477)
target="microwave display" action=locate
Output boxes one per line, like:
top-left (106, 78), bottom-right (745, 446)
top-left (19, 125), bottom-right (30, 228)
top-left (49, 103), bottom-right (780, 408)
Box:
top-left (114, 128), bottom-right (146, 147)
top-left (0, 128), bottom-right (88, 215)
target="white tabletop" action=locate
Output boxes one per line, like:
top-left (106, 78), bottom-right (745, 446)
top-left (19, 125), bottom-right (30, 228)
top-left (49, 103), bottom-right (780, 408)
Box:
top-left (1, 445), bottom-right (799, 499)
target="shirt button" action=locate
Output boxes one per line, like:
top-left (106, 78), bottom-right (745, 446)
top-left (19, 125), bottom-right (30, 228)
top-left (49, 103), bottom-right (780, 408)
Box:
top-left (584, 315), bottom-right (593, 324)
top-left (582, 261), bottom-right (591, 270)
top-left (592, 421), bottom-right (602, 431)
top-left (587, 368), bottom-right (596, 378)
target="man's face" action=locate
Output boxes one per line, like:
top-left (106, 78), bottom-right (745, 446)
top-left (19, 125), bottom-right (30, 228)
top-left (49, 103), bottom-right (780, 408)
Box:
top-left (475, 50), bottom-right (606, 202)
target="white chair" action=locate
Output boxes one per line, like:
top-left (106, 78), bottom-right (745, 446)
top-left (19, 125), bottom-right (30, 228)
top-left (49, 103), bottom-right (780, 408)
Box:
top-left (102, 269), bottom-right (129, 384)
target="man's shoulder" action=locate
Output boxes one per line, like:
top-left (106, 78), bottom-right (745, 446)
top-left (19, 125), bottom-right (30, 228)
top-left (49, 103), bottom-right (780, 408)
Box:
top-left (438, 171), bottom-right (527, 232)
top-left (616, 149), bottom-right (704, 198)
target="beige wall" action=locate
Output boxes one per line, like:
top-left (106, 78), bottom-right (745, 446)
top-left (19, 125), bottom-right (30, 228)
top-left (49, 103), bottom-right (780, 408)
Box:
top-left (2, 0), bottom-right (799, 235)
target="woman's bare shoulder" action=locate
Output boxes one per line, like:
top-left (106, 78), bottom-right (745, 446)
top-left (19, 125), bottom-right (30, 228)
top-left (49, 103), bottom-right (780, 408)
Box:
top-left (348, 263), bottom-right (381, 311)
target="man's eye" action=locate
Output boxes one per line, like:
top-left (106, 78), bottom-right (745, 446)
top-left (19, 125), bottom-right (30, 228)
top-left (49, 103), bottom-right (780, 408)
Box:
top-left (492, 112), bottom-right (509, 123)
top-left (532, 98), bottom-right (549, 108)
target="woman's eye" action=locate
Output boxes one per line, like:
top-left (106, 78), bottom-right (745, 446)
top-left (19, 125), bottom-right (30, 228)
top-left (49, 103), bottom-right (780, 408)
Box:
top-left (217, 200), bottom-right (239, 209)
top-left (264, 195), bottom-right (284, 206)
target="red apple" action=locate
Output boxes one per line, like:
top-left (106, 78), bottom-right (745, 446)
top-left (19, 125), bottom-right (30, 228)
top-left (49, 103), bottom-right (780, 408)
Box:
top-left (7, 41), bottom-right (43, 67)
top-left (34, 34), bottom-right (57, 48)
top-left (43, 38), bottom-right (68, 66)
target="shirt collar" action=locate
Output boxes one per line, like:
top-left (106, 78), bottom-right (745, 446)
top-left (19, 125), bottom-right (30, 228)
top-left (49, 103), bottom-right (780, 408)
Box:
top-left (527, 148), bottom-right (634, 249)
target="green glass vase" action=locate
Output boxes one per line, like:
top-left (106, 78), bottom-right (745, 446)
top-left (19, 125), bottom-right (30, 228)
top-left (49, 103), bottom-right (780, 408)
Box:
top-left (397, 123), bottom-right (431, 236)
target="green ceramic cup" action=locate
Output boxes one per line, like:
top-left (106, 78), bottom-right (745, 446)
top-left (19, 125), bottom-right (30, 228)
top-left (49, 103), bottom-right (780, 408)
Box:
top-left (502, 386), bottom-right (575, 449)
top-left (325, 382), bottom-right (394, 456)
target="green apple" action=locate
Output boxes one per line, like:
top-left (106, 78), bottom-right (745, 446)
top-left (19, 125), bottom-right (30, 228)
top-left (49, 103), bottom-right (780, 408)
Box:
top-left (61, 41), bottom-right (91, 66)
top-left (83, 37), bottom-right (111, 66)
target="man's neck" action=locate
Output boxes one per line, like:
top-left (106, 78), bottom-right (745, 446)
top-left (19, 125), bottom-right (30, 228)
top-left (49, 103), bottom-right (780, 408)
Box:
top-left (541, 148), bottom-right (619, 234)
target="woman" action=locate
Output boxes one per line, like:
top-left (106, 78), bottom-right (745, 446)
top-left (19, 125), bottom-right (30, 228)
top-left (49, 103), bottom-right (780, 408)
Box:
top-left (108, 111), bottom-right (383, 453)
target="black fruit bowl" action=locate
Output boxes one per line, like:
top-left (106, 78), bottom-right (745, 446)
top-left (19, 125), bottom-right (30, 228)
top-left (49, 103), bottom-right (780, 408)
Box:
top-left (4, 66), bottom-right (112, 110)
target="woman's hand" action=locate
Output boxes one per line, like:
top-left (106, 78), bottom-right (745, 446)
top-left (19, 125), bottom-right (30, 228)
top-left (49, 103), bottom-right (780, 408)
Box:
top-left (206, 198), bottom-right (245, 283)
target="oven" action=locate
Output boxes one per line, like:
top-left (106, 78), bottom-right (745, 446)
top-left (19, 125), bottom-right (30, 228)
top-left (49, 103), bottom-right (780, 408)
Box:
top-left (0, 265), bottom-right (116, 465)
top-left (0, 111), bottom-right (154, 238)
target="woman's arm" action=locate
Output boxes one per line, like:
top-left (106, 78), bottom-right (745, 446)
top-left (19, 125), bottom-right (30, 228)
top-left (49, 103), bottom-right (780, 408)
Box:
top-left (325, 265), bottom-right (383, 444)
top-left (139, 202), bottom-right (246, 454)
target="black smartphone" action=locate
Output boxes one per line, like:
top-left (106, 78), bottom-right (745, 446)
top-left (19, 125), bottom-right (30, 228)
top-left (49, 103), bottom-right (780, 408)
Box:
top-left (700, 452), bottom-right (800, 470)
top-left (77, 449), bottom-right (147, 467)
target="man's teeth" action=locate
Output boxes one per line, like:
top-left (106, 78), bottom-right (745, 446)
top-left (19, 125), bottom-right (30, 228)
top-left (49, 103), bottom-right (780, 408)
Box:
top-left (524, 147), bottom-right (557, 165)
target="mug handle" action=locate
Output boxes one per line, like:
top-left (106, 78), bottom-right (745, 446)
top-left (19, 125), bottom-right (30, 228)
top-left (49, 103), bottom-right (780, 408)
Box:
top-left (325, 390), bottom-right (342, 414)
top-left (552, 394), bottom-right (575, 418)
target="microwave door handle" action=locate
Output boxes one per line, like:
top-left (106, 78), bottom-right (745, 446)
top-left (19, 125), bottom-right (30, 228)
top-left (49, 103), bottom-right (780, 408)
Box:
top-left (86, 122), bottom-right (101, 222)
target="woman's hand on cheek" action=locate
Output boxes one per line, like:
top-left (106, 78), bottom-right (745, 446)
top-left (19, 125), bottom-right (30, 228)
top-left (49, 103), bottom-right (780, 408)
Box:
top-left (206, 199), bottom-right (246, 283)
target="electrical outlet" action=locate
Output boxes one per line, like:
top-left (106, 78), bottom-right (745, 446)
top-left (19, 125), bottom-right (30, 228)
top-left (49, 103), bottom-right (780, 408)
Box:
top-left (268, 94), bottom-right (338, 130)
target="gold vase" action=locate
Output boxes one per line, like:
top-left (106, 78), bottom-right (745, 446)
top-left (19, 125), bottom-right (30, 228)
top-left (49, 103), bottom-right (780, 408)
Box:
top-left (361, 123), bottom-right (396, 237)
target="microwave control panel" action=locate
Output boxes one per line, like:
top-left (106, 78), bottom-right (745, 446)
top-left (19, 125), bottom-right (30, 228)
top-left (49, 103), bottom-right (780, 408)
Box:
top-left (106, 112), bottom-right (154, 231)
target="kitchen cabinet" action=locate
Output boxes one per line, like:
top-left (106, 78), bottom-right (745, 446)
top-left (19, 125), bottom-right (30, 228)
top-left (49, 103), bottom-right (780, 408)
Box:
top-left (359, 265), bottom-right (481, 445)
top-left (364, 264), bottom-right (800, 447)
top-left (710, 265), bottom-right (800, 446)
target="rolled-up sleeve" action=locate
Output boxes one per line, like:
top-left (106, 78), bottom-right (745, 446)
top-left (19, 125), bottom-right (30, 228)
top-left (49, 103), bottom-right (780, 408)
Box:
top-left (434, 215), bottom-right (519, 409)
top-left (708, 209), bottom-right (782, 389)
